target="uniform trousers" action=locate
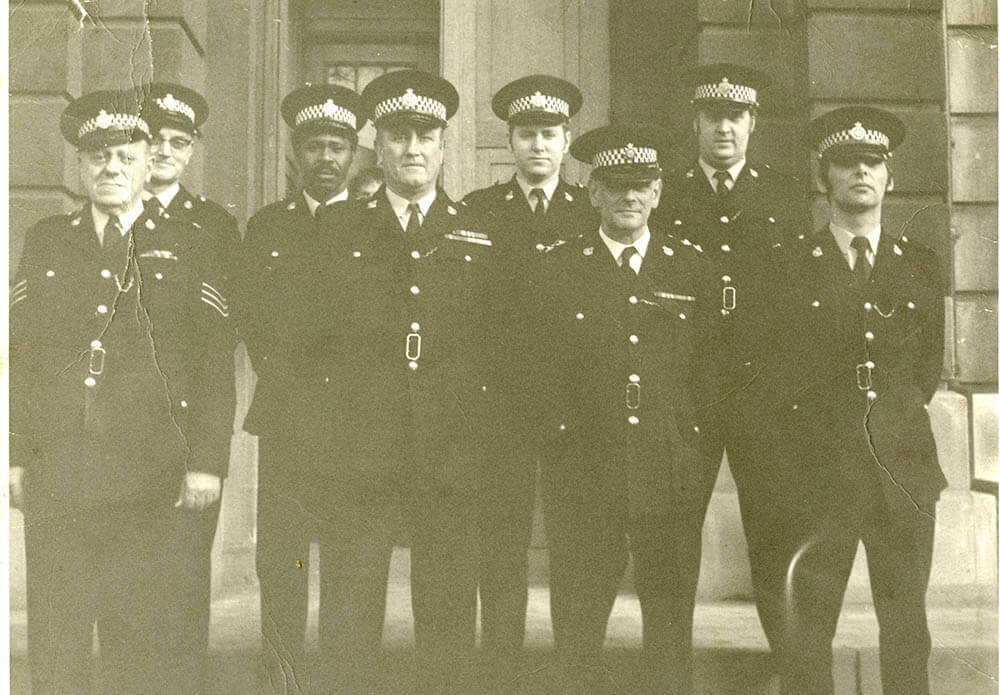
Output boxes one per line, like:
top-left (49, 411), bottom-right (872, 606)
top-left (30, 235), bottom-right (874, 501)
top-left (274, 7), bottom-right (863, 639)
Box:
top-left (541, 453), bottom-right (714, 695)
top-left (780, 483), bottom-right (937, 695)
top-left (255, 435), bottom-right (481, 695)
top-left (24, 500), bottom-right (196, 695)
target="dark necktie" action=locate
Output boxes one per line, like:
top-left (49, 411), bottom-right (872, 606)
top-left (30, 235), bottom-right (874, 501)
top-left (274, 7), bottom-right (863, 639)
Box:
top-left (530, 188), bottom-right (547, 217)
top-left (144, 196), bottom-right (163, 217)
top-left (103, 215), bottom-right (124, 251)
top-left (851, 236), bottom-right (873, 284)
top-left (713, 170), bottom-right (732, 203)
top-left (405, 202), bottom-right (422, 233)
top-left (620, 245), bottom-right (639, 277)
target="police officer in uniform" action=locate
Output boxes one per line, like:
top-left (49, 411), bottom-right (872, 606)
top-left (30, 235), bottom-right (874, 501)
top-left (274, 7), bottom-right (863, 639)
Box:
top-left (657, 64), bottom-right (810, 661)
top-left (324, 69), bottom-right (499, 694)
top-left (769, 107), bottom-right (946, 695)
top-left (524, 125), bottom-right (725, 694)
top-left (140, 81), bottom-right (242, 691)
top-left (10, 88), bottom-right (235, 694)
top-left (461, 74), bottom-right (595, 682)
top-left (238, 84), bottom-right (367, 693)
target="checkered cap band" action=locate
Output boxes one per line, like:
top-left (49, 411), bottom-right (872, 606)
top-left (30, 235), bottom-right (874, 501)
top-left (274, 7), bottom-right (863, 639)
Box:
top-left (78, 111), bottom-right (151, 140)
top-left (295, 99), bottom-right (358, 130)
top-left (155, 93), bottom-right (195, 124)
top-left (373, 89), bottom-right (447, 122)
top-left (508, 92), bottom-right (569, 119)
top-left (592, 145), bottom-right (658, 168)
top-left (818, 122), bottom-right (890, 156)
top-left (693, 79), bottom-right (758, 106)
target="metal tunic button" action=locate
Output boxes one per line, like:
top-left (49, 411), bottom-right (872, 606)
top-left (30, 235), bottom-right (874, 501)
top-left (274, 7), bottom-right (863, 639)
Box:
top-left (411, 322), bottom-right (420, 331)
top-left (408, 361), bottom-right (419, 370)
top-left (628, 374), bottom-right (640, 383)
top-left (864, 302), bottom-right (873, 311)
top-left (721, 244), bottom-right (731, 252)
top-left (576, 312), bottom-right (584, 320)
top-left (181, 400), bottom-right (188, 408)
top-left (558, 424), bottom-right (566, 431)
top-left (679, 313), bottom-right (686, 320)
top-left (97, 305), bottom-right (108, 314)
top-left (90, 340), bottom-right (102, 348)
top-left (324, 377), bottom-right (330, 383)
top-left (410, 285), bottom-right (420, 295)
top-left (628, 295), bottom-right (638, 304)
top-left (271, 251), bottom-right (279, 257)
top-left (464, 255), bottom-right (472, 262)
top-left (867, 390), bottom-right (877, 400)
top-left (865, 331), bottom-right (874, 341)
top-left (629, 334), bottom-right (639, 344)
top-left (627, 415), bottom-right (639, 425)
top-left (46, 270), bottom-right (55, 277)
top-left (907, 301), bottom-right (916, 309)
top-left (722, 275), bottom-right (732, 282)
top-left (155, 272), bottom-right (163, 280)
top-left (101, 269), bottom-right (112, 278)
top-left (353, 251), bottom-right (362, 258)
top-left (84, 377), bottom-right (96, 387)
top-left (411, 250), bottom-right (421, 259)
top-left (812, 300), bottom-right (820, 308)
top-left (720, 216), bottom-right (729, 223)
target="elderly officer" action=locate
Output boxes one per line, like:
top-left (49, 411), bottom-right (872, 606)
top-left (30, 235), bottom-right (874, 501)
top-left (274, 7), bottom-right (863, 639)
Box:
top-left (657, 63), bottom-right (810, 659)
top-left (766, 107), bottom-right (946, 695)
top-left (321, 69), bottom-right (498, 694)
top-left (141, 80), bottom-right (241, 691)
top-left (10, 87), bottom-right (234, 694)
top-left (524, 125), bottom-right (725, 694)
top-left (461, 74), bottom-right (596, 677)
top-left (237, 84), bottom-right (366, 693)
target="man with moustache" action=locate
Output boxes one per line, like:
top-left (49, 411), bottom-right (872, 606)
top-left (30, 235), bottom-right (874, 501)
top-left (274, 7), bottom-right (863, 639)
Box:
top-left (10, 88), bottom-right (234, 693)
top-left (768, 107), bottom-right (946, 695)
top-left (325, 69), bottom-right (498, 694)
top-left (461, 74), bottom-right (596, 680)
top-left (657, 64), bottom-right (810, 663)
top-left (238, 84), bottom-right (367, 693)
top-left (140, 81), bottom-right (241, 691)
top-left (523, 125), bottom-right (724, 694)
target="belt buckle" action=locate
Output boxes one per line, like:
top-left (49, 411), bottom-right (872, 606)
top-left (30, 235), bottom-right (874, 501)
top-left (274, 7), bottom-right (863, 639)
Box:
top-left (89, 346), bottom-right (106, 375)
top-left (626, 382), bottom-right (641, 410)
top-left (855, 362), bottom-right (872, 390)
top-left (723, 286), bottom-right (736, 311)
top-left (405, 333), bottom-right (421, 361)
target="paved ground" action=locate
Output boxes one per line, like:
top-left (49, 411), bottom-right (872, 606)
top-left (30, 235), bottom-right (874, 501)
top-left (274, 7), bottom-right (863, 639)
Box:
top-left (10, 548), bottom-right (998, 694)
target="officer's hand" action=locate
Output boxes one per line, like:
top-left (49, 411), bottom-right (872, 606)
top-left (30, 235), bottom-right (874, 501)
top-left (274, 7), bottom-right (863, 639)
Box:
top-left (175, 471), bottom-right (222, 511)
top-left (10, 466), bottom-right (25, 510)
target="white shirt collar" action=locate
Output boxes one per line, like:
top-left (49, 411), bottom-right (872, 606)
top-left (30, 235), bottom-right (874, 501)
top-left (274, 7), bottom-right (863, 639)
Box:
top-left (385, 186), bottom-right (438, 230)
top-left (698, 157), bottom-right (746, 192)
top-left (303, 188), bottom-right (349, 216)
top-left (829, 222), bottom-right (882, 263)
top-left (598, 226), bottom-right (651, 267)
top-left (154, 182), bottom-right (181, 209)
top-left (91, 201), bottom-right (144, 245)
top-left (514, 172), bottom-right (560, 209)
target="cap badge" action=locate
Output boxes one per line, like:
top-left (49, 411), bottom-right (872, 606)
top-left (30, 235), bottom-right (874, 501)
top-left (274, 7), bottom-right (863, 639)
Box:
top-left (583, 246), bottom-right (594, 256)
top-left (812, 246), bottom-right (823, 258)
top-left (95, 110), bottom-right (113, 129)
top-left (718, 78), bottom-right (732, 97)
top-left (625, 143), bottom-right (637, 162)
top-left (162, 93), bottom-right (180, 112)
top-left (401, 89), bottom-right (419, 109)
top-left (893, 244), bottom-right (903, 256)
top-left (322, 99), bottom-right (338, 118)
top-left (849, 122), bottom-right (867, 141)
top-left (529, 91), bottom-right (547, 109)
top-left (565, 191), bottom-right (573, 201)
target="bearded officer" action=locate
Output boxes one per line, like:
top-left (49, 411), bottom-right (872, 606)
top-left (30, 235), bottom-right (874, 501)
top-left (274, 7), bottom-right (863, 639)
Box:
top-left (656, 64), bottom-right (811, 663)
top-left (460, 74), bottom-right (596, 681)
top-left (10, 87), bottom-right (235, 694)
top-left (321, 69), bottom-right (499, 694)
top-left (523, 125), bottom-right (726, 694)
top-left (237, 84), bottom-right (366, 693)
top-left (765, 107), bottom-right (946, 695)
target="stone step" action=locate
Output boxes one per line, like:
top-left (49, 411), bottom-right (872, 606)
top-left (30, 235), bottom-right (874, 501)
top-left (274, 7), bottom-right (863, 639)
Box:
top-left (10, 547), bottom-right (997, 694)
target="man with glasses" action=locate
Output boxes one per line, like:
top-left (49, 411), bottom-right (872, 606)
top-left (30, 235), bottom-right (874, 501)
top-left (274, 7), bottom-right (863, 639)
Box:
top-left (10, 87), bottom-right (234, 694)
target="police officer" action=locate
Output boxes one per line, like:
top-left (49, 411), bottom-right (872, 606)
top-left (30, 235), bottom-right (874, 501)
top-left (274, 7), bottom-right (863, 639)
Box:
top-left (237, 84), bottom-right (367, 693)
top-left (658, 63), bottom-right (810, 659)
top-left (10, 87), bottom-right (235, 694)
top-left (461, 74), bottom-right (596, 680)
top-left (524, 125), bottom-right (725, 694)
top-left (140, 81), bottom-right (241, 691)
top-left (770, 107), bottom-right (946, 695)
top-left (324, 69), bottom-right (499, 694)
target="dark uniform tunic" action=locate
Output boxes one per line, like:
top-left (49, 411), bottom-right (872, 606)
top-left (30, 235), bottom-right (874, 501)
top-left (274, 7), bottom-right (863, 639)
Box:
top-left (656, 160), bottom-right (810, 653)
top-left (523, 228), bottom-right (726, 695)
top-left (461, 175), bottom-right (596, 658)
top-left (10, 205), bottom-right (234, 694)
top-left (149, 182), bottom-right (242, 690)
top-left (326, 186), bottom-right (500, 691)
top-left (765, 228), bottom-right (946, 695)
top-left (238, 191), bottom-right (375, 692)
